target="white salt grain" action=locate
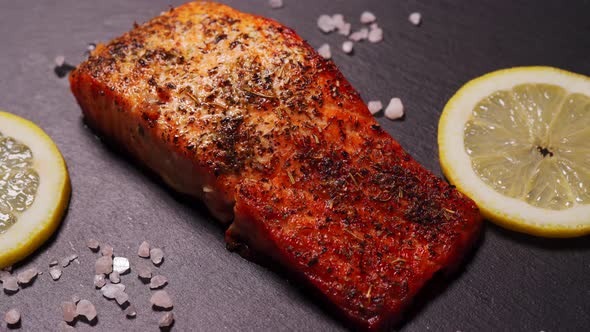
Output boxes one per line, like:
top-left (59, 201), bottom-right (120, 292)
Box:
top-left (101, 283), bottom-right (126, 299)
top-left (150, 275), bottom-right (168, 289)
top-left (62, 301), bottom-right (77, 323)
top-left (317, 44), bottom-right (332, 60)
top-left (138, 241), bottom-right (150, 258)
top-left (342, 41), bottom-right (354, 54)
top-left (368, 101), bottom-right (383, 115)
top-left (269, 0), bottom-right (283, 9)
top-left (159, 312), bottom-right (175, 328)
top-left (49, 267), bottom-right (63, 281)
top-left (150, 248), bottom-right (165, 266)
top-left (349, 28), bottom-right (369, 42)
top-left (317, 15), bottom-right (335, 33)
top-left (3, 276), bottom-right (19, 293)
top-left (409, 12), bottom-right (422, 26)
top-left (109, 271), bottom-right (120, 284)
top-left (4, 308), bottom-right (20, 325)
top-left (368, 26), bottom-right (383, 43)
top-left (150, 290), bottom-right (173, 309)
top-left (76, 299), bottom-right (97, 322)
top-left (125, 304), bottom-right (137, 318)
top-left (385, 98), bottom-right (405, 120)
top-left (360, 11), bottom-right (377, 24)
top-left (113, 257), bottom-right (130, 274)
top-left (95, 256), bottom-right (113, 275)
top-left (17, 268), bottom-right (39, 285)
top-left (86, 239), bottom-right (100, 252)
top-left (115, 291), bottom-right (129, 306)
top-left (94, 274), bottom-right (106, 288)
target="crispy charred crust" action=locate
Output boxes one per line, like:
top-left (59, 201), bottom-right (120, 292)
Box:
top-left (70, 2), bottom-right (483, 331)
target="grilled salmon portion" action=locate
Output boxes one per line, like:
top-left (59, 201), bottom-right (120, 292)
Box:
top-left (70, 2), bottom-right (482, 330)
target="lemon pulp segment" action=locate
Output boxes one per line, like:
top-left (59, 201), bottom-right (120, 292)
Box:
top-left (0, 131), bottom-right (41, 233)
top-left (465, 84), bottom-right (590, 211)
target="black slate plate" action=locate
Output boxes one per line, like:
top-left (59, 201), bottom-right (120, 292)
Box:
top-left (1, 0), bottom-right (589, 331)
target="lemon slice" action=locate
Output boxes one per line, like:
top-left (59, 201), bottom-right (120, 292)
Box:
top-left (0, 111), bottom-right (70, 268)
top-left (438, 67), bottom-right (590, 237)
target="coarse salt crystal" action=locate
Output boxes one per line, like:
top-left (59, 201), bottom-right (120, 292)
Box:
top-left (113, 257), bottom-right (130, 274)
top-left (317, 15), bottom-right (335, 33)
top-left (409, 12), bottom-right (422, 26)
top-left (368, 101), bottom-right (383, 114)
top-left (94, 274), bottom-right (106, 288)
top-left (317, 44), bottom-right (331, 60)
top-left (76, 299), bottom-right (97, 322)
top-left (101, 283), bottom-right (125, 299)
top-left (368, 26), bottom-right (383, 43)
top-left (332, 14), bottom-right (345, 27)
top-left (385, 98), bottom-right (405, 120)
top-left (49, 267), bottom-right (62, 281)
top-left (136, 264), bottom-right (152, 281)
top-left (138, 241), bottom-right (150, 258)
top-left (95, 256), bottom-right (113, 275)
top-left (360, 11), bottom-right (377, 24)
top-left (150, 275), bottom-right (168, 289)
top-left (337, 22), bottom-right (352, 36)
top-left (101, 244), bottom-right (114, 257)
top-left (342, 41), bottom-right (354, 54)
top-left (86, 239), bottom-right (100, 251)
top-left (125, 304), bottom-right (137, 318)
top-left (62, 301), bottom-right (77, 323)
top-left (109, 271), bottom-right (120, 284)
top-left (150, 248), bottom-right (165, 266)
top-left (159, 312), bottom-right (175, 328)
top-left (115, 291), bottom-right (129, 306)
top-left (54, 55), bottom-right (65, 67)
top-left (17, 268), bottom-right (39, 285)
top-left (49, 258), bottom-right (59, 267)
top-left (2, 276), bottom-right (19, 293)
top-left (349, 28), bottom-right (369, 42)
top-left (150, 290), bottom-right (173, 309)
top-left (4, 308), bottom-right (20, 325)
top-left (269, 0), bottom-right (283, 9)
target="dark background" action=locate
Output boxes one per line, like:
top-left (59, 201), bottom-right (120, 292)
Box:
top-left (1, 0), bottom-right (589, 331)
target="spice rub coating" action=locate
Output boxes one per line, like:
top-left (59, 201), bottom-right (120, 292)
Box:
top-left (69, 2), bottom-right (482, 330)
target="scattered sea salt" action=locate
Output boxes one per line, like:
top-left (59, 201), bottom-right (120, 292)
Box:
top-left (86, 239), bottom-right (100, 252)
top-left (409, 12), bottom-right (422, 26)
top-left (368, 101), bottom-right (383, 114)
top-left (109, 271), bottom-right (120, 284)
top-left (125, 304), bottom-right (137, 318)
top-left (136, 264), bottom-right (152, 281)
top-left (4, 308), bottom-right (21, 325)
top-left (349, 28), bottom-right (369, 42)
top-left (115, 291), bottom-right (129, 306)
top-left (360, 11), bottom-right (377, 24)
top-left (150, 290), bottom-right (173, 309)
top-left (101, 283), bottom-right (126, 299)
top-left (317, 44), bottom-right (332, 60)
top-left (385, 98), bottom-right (405, 120)
top-left (150, 275), bottom-right (168, 289)
top-left (138, 241), bottom-right (150, 258)
top-left (113, 257), bottom-right (130, 274)
top-left (317, 15), bottom-right (335, 33)
top-left (76, 299), bottom-right (97, 322)
top-left (150, 248), bottom-right (165, 266)
top-left (95, 256), bottom-right (113, 275)
top-left (159, 312), bottom-right (175, 328)
top-left (337, 22), bottom-right (352, 36)
top-left (3, 276), bottom-right (19, 293)
top-left (101, 245), bottom-right (114, 257)
top-left (49, 267), bottom-right (63, 281)
top-left (17, 268), bottom-right (39, 285)
top-left (94, 274), bottom-right (106, 288)
top-left (269, 0), bottom-right (283, 9)
top-left (62, 301), bottom-right (77, 323)
top-left (342, 41), bottom-right (354, 54)
top-left (368, 25), bottom-right (383, 43)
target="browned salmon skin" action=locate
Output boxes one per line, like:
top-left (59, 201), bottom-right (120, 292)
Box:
top-left (69, 2), bottom-right (482, 330)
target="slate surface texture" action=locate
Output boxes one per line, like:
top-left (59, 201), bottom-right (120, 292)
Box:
top-left (0, 0), bottom-right (589, 331)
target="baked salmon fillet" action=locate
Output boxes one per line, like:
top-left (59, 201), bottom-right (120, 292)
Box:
top-left (69, 2), bottom-right (482, 330)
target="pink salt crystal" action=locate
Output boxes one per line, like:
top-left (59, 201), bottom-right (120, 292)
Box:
top-left (125, 304), bottom-right (137, 318)
top-left (76, 299), bottom-right (97, 322)
top-left (95, 255), bottom-right (113, 275)
top-left (94, 274), bottom-right (106, 288)
top-left (109, 271), bottom-right (120, 284)
top-left (138, 241), bottom-right (150, 258)
top-left (159, 312), bottom-right (175, 328)
top-left (4, 308), bottom-right (20, 325)
top-left (136, 264), bottom-right (152, 281)
top-left (3, 276), bottom-right (19, 293)
top-left (150, 290), bottom-right (173, 309)
top-left (368, 101), bottom-right (383, 115)
top-left (101, 244), bottom-right (114, 257)
top-left (49, 267), bottom-right (62, 281)
top-left (101, 283), bottom-right (126, 299)
top-left (17, 267), bottom-right (39, 285)
top-left (150, 248), bottom-right (164, 266)
top-left (115, 291), bottom-right (129, 306)
top-left (86, 239), bottom-right (100, 252)
top-left (360, 11), bottom-right (377, 24)
top-left (62, 301), bottom-right (77, 323)
top-left (150, 275), bottom-right (168, 289)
